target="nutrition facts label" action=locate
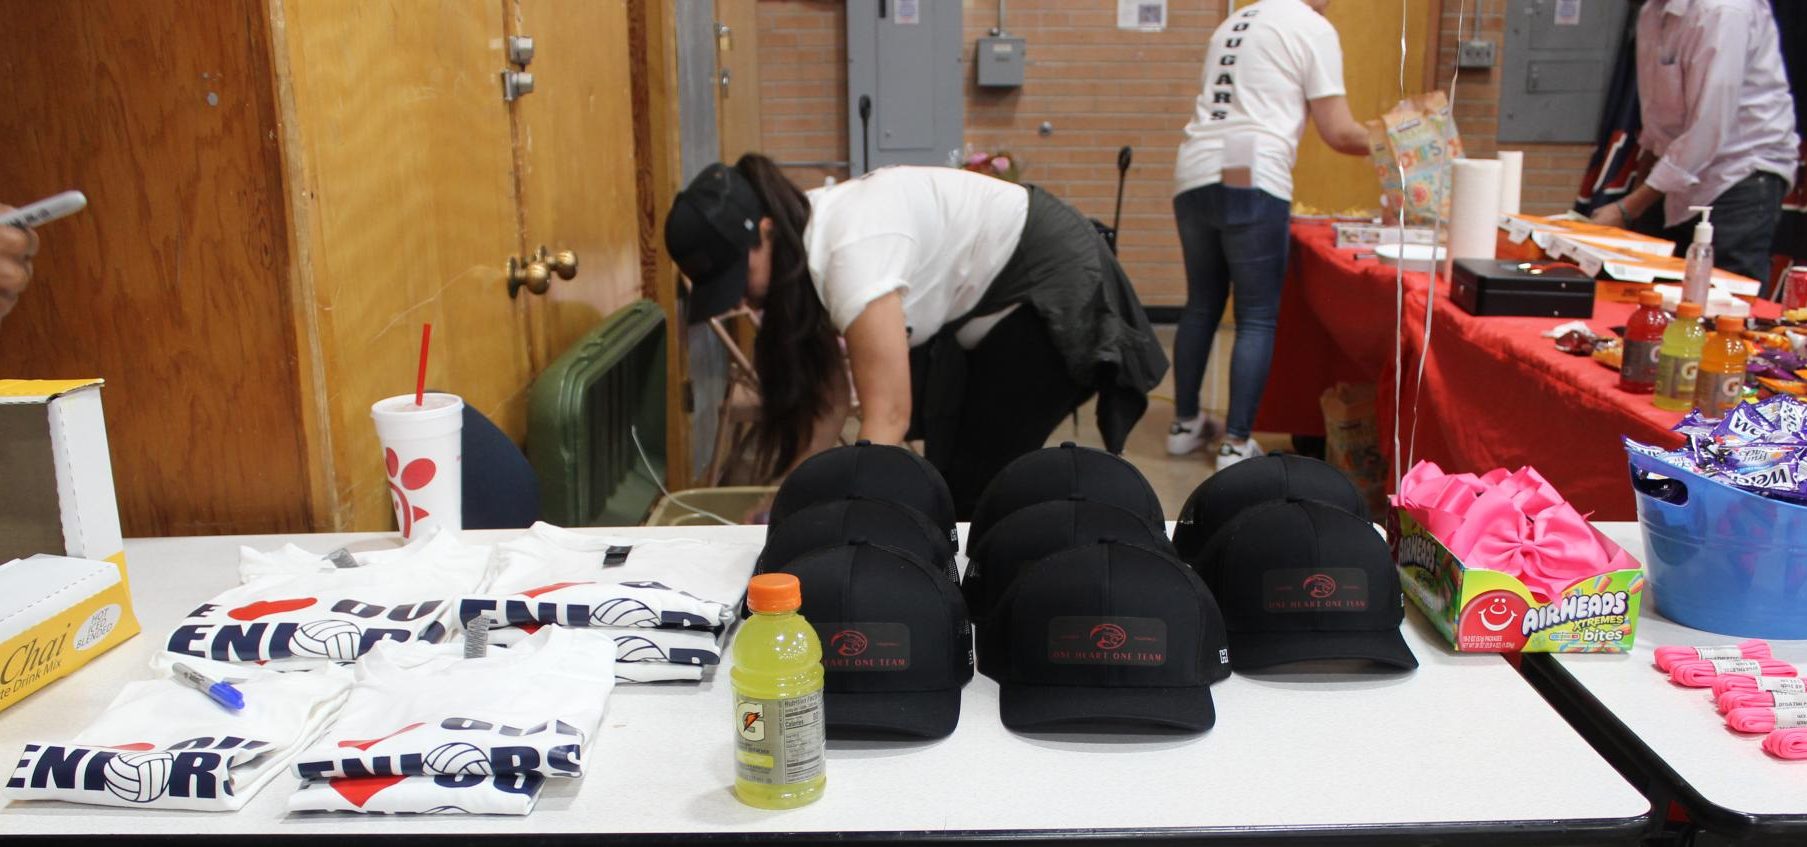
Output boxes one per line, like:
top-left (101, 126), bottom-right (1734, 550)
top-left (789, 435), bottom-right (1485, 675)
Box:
top-left (735, 692), bottom-right (825, 785)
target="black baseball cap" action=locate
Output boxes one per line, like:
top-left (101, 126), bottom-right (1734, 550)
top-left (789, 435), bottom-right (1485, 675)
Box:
top-left (1194, 498), bottom-right (1416, 671)
top-left (757, 496), bottom-right (958, 584)
top-left (980, 540), bottom-right (1230, 732)
top-left (1173, 454), bottom-right (1368, 566)
top-left (770, 442), bottom-right (957, 546)
top-left (967, 443), bottom-right (1164, 553)
top-left (664, 163), bottom-right (765, 324)
top-left (963, 499), bottom-right (1172, 623)
top-left (776, 541), bottom-right (973, 739)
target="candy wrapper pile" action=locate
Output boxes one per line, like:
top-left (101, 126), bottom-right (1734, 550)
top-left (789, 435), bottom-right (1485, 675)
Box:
top-left (1395, 462), bottom-right (1638, 604)
top-left (1625, 394), bottom-right (1807, 503)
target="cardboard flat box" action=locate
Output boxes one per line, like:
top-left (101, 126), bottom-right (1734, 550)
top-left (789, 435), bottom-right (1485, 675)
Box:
top-left (1393, 511), bottom-right (1643, 654)
top-left (0, 379), bottom-right (139, 713)
top-left (1498, 213), bottom-right (1677, 258)
top-left (1333, 222), bottom-right (1438, 250)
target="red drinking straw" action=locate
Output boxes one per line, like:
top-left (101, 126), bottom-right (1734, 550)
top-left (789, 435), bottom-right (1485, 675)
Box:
top-left (415, 323), bottom-right (432, 406)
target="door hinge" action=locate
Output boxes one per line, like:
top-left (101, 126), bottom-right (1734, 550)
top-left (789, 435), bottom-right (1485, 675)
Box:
top-left (502, 70), bottom-right (535, 102)
top-left (507, 35), bottom-right (535, 67)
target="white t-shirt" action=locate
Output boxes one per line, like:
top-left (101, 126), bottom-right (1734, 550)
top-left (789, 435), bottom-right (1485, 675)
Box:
top-left (289, 771), bottom-right (545, 816)
top-left (290, 627), bottom-right (614, 782)
top-left (1172, 0), bottom-right (1347, 200)
top-left (4, 657), bottom-right (353, 812)
top-left (804, 167), bottom-right (1028, 349)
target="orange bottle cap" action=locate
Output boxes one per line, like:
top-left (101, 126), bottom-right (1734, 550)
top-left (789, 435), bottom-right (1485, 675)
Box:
top-left (1676, 301), bottom-right (1703, 318)
top-left (1715, 315), bottom-right (1745, 333)
top-left (1637, 290), bottom-right (1663, 308)
top-left (747, 573), bottom-right (802, 613)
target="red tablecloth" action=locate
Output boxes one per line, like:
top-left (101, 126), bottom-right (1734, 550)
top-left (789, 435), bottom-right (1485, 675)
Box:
top-left (1257, 220), bottom-right (1780, 521)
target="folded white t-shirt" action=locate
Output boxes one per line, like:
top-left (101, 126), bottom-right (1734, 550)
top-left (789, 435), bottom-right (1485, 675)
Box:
top-left (458, 580), bottom-right (734, 633)
top-left (237, 527), bottom-right (497, 587)
top-left (4, 657), bottom-right (352, 812)
top-left (167, 531), bottom-right (492, 665)
top-left (487, 624), bottom-right (719, 665)
top-left (488, 523), bottom-right (755, 609)
top-left (290, 627), bottom-right (614, 781)
top-left (289, 771), bottom-right (543, 816)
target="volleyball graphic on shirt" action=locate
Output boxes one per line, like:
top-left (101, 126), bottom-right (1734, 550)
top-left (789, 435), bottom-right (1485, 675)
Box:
top-left (611, 635), bottom-right (669, 663)
top-left (425, 742), bottom-right (492, 776)
top-left (102, 752), bottom-right (174, 804)
top-left (291, 619), bottom-right (365, 660)
top-left (590, 597), bottom-right (659, 628)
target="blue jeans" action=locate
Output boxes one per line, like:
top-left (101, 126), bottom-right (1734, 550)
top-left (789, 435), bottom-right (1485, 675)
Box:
top-left (1171, 184), bottom-right (1292, 439)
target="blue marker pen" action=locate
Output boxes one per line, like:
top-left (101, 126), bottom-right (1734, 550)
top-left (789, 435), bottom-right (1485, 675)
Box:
top-left (172, 662), bottom-right (245, 711)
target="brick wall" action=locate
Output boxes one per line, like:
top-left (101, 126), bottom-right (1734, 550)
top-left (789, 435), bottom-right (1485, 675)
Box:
top-left (757, 0), bottom-right (1601, 307)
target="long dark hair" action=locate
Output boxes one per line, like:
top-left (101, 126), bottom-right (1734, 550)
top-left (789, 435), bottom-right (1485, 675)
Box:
top-left (736, 153), bottom-right (839, 476)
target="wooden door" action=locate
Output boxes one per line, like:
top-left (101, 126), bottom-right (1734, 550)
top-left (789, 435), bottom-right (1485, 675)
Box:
top-left (715, 1), bottom-right (763, 165)
top-left (0, 0), bottom-right (312, 536)
top-left (508, 0), bottom-right (646, 367)
top-left (1292, 0), bottom-right (1435, 214)
top-left (273, 0), bottom-right (532, 531)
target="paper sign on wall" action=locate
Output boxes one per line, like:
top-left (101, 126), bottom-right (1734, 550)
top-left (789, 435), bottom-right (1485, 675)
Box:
top-left (1555, 0), bottom-right (1581, 26)
top-left (896, 0), bottom-right (920, 25)
top-left (1117, 0), bottom-right (1167, 32)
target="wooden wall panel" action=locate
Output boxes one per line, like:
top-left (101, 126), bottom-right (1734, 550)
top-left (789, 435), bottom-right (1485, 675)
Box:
top-left (512, 0), bottom-right (645, 367)
top-left (274, 0), bottom-right (531, 530)
top-left (630, 0), bottom-right (691, 487)
top-left (0, 0), bottom-right (310, 536)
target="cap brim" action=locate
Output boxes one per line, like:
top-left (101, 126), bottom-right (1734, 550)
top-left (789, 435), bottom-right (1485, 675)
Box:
top-left (684, 252), bottom-right (748, 324)
top-left (1228, 627), bottom-right (1419, 672)
top-left (998, 682), bottom-right (1214, 733)
top-left (826, 688), bottom-right (961, 740)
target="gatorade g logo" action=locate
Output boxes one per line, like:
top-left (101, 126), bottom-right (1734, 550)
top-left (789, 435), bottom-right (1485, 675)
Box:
top-left (1303, 573), bottom-right (1338, 599)
top-left (1719, 376), bottom-right (1742, 401)
top-left (1090, 623), bottom-right (1128, 650)
top-left (738, 703), bottom-right (765, 741)
top-left (831, 629), bottom-right (870, 657)
top-left (1681, 362), bottom-right (1699, 382)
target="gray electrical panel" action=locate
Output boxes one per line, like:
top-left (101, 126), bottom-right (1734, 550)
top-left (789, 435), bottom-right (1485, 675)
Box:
top-left (1499, 0), bottom-right (1631, 143)
top-left (847, 0), bottom-right (964, 175)
top-left (976, 36), bottom-right (1026, 88)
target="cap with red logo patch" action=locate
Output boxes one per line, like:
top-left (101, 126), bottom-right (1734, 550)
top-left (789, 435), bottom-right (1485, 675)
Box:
top-left (1194, 498), bottom-right (1417, 671)
top-left (1172, 454), bottom-right (1369, 567)
top-left (772, 541), bottom-right (972, 739)
top-left (979, 540), bottom-right (1228, 732)
top-left (963, 498), bottom-right (1173, 624)
top-left (757, 496), bottom-right (957, 585)
top-left (966, 443), bottom-right (1165, 554)
top-left (769, 442), bottom-right (957, 547)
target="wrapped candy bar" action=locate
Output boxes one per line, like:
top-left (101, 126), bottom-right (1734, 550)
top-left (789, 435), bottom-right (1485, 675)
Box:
top-left (1655, 396), bottom-right (1807, 502)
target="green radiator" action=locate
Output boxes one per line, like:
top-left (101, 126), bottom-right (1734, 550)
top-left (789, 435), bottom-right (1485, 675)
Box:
top-left (528, 300), bottom-right (666, 526)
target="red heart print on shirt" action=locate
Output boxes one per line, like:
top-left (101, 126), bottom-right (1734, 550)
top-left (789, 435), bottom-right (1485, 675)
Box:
top-left (330, 774), bottom-right (407, 808)
top-left (228, 598), bottom-right (317, 621)
top-left (337, 722), bottom-right (425, 751)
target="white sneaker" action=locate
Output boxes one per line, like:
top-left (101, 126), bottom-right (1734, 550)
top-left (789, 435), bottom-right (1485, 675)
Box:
top-left (1166, 415), bottom-right (1219, 456)
top-left (1214, 436), bottom-right (1262, 470)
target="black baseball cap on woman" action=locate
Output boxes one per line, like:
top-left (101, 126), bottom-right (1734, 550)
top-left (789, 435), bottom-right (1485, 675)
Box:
top-left (664, 163), bottom-right (764, 323)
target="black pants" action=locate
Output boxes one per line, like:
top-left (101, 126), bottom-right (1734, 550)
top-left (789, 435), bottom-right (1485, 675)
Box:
top-left (1636, 170), bottom-right (1788, 283)
top-left (931, 306), bottom-right (1092, 519)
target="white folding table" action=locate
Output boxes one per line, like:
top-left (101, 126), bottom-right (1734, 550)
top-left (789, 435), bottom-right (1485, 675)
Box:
top-left (1, 525), bottom-right (1651, 844)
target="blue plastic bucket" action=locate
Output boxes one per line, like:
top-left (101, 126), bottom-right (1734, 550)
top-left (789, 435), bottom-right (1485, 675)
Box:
top-left (1628, 449), bottom-right (1807, 638)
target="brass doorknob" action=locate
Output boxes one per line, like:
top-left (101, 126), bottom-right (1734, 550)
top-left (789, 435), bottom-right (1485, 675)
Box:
top-left (549, 249), bottom-right (579, 280)
top-left (537, 245), bottom-right (579, 280)
top-left (507, 256), bottom-right (552, 298)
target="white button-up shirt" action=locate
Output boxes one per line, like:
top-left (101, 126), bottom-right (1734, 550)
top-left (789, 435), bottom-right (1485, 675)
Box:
top-left (1636, 0), bottom-right (1799, 228)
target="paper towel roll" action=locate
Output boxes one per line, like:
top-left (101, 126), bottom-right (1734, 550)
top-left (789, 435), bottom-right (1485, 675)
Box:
top-left (1497, 151), bottom-right (1524, 216)
top-left (1450, 158), bottom-right (1504, 261)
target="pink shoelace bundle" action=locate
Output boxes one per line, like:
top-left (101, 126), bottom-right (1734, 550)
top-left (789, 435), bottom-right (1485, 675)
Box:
top-left (1717, 688), bottom-right (1807, 714)
top-left (1654, 640), bottom-right (1773, 673)
top-left (1725, 706), bottom-right (1807, 734)
top-left (1395, 462), bottom-right (1637, 604)
top-left (1713, 674), bottom-right (1807, 697)
top-left (1763, 728), bottom-right (1807, 760)
top-left (1669, 658), bottom-right (1800, 688)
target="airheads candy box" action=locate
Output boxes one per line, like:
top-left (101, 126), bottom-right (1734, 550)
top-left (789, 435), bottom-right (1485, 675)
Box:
top-left (1392, 511), bottom-right (1644, 653)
